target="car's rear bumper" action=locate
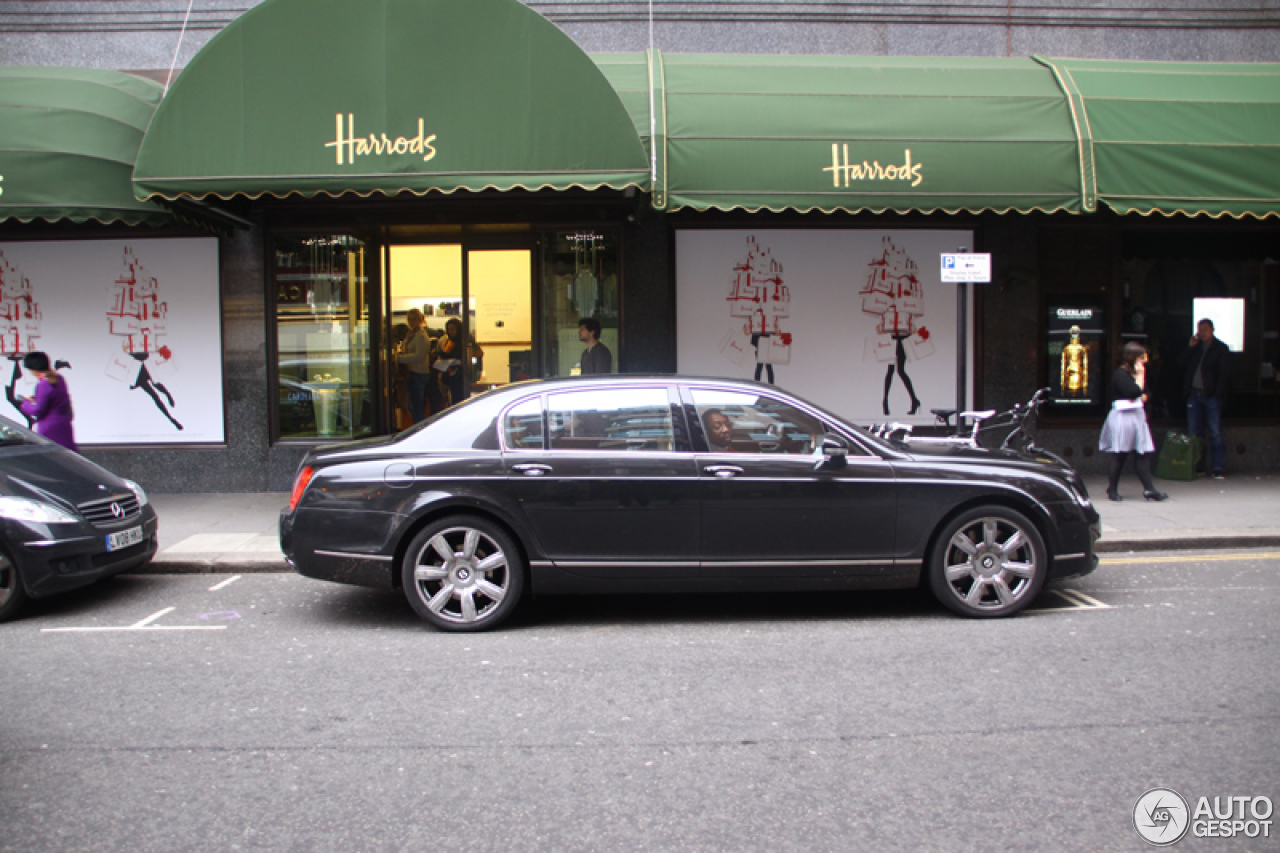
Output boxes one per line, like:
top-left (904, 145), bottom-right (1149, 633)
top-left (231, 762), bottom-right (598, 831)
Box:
top-left (281, 507), bottom-right (397, 589)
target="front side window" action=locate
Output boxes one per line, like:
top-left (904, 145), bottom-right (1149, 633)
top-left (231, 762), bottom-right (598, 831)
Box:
top-left (546, 388), bottom-right (674, 451)
top-left (689, 388), bottom-right (836, 455)
top-left (273, 235), bottom-right (374, 440)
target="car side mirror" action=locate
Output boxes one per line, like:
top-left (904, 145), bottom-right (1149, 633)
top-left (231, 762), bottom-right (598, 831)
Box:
top-left (818, 434), bottom-right (848, 470)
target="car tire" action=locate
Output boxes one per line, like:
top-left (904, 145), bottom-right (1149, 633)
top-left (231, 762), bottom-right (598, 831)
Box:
top-left (401, 515), bottom-right (525, 632)
top-left (928, 506), bottom-right (1047, 618)
top-left (0, 548), bottom-right (28, 622)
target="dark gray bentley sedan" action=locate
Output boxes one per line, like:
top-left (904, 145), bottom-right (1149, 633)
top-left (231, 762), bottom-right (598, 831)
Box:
top-left (281, 376), bottom-right (1099, 631)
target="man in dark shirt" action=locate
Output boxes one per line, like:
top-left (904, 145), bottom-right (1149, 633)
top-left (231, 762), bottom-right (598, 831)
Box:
top-left (1183, 318), bottom-right (1230, 478)
top-left (701, 408), bottom-right (736, 451)
top-left (578, 317), bottom-right (612, 375)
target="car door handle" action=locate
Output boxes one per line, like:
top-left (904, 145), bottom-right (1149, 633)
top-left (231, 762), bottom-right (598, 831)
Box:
top-left (512, 463), bottom-right (553, 477)
top-left (704, 465), bottom-right (744, 479)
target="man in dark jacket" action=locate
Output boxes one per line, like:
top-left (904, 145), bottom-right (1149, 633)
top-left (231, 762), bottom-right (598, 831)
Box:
top-left (578, 317), bottom-right (612, 375)
top-left (1183, 318), bottom-right (1230, 478)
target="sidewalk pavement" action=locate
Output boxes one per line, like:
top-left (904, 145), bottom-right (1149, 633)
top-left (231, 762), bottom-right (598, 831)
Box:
top-left (139, 473), bottom-right (1280, 574)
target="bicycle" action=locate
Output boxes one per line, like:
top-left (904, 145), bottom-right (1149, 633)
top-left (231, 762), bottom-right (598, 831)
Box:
top-left (868, 387), bottom-right (1051, 452)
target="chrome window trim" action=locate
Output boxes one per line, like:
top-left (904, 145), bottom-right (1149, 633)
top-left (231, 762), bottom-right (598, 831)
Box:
top-left (533, 558), bottom-right (920, 569)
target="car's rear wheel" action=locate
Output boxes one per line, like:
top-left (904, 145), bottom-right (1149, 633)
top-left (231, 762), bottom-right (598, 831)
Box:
top-left (929, 506), bottom-right (1046, 618)
top-left (0, 549), bottom-right (28, 622)
top-left (401, 516), bottom-right (524, 632)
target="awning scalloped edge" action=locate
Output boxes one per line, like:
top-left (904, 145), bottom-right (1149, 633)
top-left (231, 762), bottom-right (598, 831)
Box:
top-left (663, 199), bottom-right (1085, 217)
top-left (136, 177), bottom-right (650, 204)
top-left (1097, 200), bottom-right (1280, 220)
top-left (0, 209), bottom-right (174, 227)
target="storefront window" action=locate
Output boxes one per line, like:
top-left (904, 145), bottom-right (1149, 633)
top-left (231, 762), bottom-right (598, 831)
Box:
top-left (273, 235), bottom-right (374, 439)
top-left (1121, 234), bottom-right (1279, 421)
top-left (538, 231), bottom-right (619, 377)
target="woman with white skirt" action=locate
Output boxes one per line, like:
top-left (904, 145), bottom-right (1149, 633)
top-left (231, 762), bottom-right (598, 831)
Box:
top-left (1099, 342), bottom-right (1168, 502)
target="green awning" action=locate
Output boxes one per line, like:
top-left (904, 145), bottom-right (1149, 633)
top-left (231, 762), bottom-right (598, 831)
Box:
top-left (0, 67), bottom-right (173, 226)
top-left (1036, 57), bottom-right (1280, 219)
top-left (133, 0), bottom-right (649, 201)
top-left (594, 53), bottom-right (1086, 215)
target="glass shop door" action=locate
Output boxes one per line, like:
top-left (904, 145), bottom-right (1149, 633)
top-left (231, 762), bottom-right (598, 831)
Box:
top-left (386, 243), bottom-right (532, 427)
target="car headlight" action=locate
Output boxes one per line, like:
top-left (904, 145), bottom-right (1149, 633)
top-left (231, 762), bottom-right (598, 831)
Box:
top-left (0, 496), bottom-right (79, 524)
top-left (124, 479), bottom-right (150, 508)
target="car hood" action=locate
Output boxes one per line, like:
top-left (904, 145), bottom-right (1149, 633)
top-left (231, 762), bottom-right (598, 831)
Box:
top-left (899, 441), bottom-right (1075, 475)
top-left (0, 442), bottom-right (135, 511)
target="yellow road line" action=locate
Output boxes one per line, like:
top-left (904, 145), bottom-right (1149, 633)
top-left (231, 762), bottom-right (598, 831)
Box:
top-left (1100, 551), bottom-right (1280, 566)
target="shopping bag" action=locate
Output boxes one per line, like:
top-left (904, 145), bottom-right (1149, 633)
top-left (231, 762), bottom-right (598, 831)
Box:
top-left (718, 328), bottom-right (750, 367)
top-left (758, 334), bottom-right (791, 365)
top-left (1155, 431), bottom-right (1202, 481)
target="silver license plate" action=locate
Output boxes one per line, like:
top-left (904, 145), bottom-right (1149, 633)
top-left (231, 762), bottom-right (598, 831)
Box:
top-left (106, 525), bottom-right (144, 552)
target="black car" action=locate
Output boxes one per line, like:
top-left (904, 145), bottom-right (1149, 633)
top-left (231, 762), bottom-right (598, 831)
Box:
top-left (281, 376), bottom-right (1100, 631)
top-left (0, 415), bottom-right (158, 621)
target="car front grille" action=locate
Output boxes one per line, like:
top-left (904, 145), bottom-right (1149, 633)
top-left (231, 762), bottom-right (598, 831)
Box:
top-left (77, 493), bottom-right (141, 526)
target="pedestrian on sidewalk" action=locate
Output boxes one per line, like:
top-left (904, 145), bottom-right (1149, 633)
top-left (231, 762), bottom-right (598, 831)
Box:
top-left (1181, 317), bottom-right (1230, 478)
top-left (18, 351), bottom-right (77, 452)
top-left (1099, 342), bottom-right (1167, 502)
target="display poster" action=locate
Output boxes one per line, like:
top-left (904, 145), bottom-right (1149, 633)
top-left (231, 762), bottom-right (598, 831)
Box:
top-left (1191, 297), bottom-right (1245, 352)
top-left (676, 230), bottom-right (974, 425)
top-left (0, 238), bottom-right (224, 444)
top-left (1046, 301), bottom-right (1105, 408)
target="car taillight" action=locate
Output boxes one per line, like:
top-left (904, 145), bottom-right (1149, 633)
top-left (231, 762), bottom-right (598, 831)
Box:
top-left (289, 466), bottom-right (315, 510)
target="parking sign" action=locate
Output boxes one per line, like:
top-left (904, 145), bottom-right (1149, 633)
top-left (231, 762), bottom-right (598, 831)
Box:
top-left (940, 253), bottom-right (991, 282)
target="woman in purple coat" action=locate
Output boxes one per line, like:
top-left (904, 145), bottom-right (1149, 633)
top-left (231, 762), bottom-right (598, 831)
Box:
top-left (19, 351), bottom-right (77, 452)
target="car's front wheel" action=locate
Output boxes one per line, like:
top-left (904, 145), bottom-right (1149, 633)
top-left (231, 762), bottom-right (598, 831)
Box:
top-left (0, 549), bottom-right (28, 622)
top-left (929, 506), bottom-right (1046, 618)
top-left (401, 516), bottom-right (525, 632)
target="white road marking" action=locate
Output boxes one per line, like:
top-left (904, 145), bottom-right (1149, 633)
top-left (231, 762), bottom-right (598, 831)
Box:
top-left (41, 606), bottom-right (228, 633)
top-left (132, 607), bottom-right (175, 627)
top-left (208, 575), bottom-right (242, 591)
top-left (41, 625), bottom-right (228, 633)
top-left (1100, 551), bottom-right (1280, 566)
top-left (1033, 588), bottom-right (1113, 613)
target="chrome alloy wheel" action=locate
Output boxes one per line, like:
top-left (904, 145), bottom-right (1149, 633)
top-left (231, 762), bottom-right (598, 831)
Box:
top-left (938, 513), bottom-right (1042, 615)
top-left (407, 522), bottom-right (515, 627)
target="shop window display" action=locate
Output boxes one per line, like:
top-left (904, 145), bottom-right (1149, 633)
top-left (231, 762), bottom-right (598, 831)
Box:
top-left (539, 231), bottom-right (619, 377)
top-left (1120, 238), bottom-right (1280, 422)
top-left (273, 235), bottom-right (374, 440)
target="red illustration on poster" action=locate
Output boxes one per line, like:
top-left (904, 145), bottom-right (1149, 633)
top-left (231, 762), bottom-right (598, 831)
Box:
top-left (861, 236), bottom-right (933, 415)
top-left (105, 248), bottom-right (182, 430)
top-left (0, 250), bottom-right (44, 425)
top-left (719, 235), bottom-right (792, 384)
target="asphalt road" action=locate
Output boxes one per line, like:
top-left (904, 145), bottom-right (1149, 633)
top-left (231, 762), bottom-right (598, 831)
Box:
top-left (2, 551), bottom-right (1277, 852)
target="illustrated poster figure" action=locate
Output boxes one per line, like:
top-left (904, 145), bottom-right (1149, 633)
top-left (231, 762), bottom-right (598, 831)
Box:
top-left (722, 235), bottom-right (791, 384)
top-left (1060, 325), bottom-right (1089, 398)
top-left (861, 236), bottom-right (931, 415)
top-left (0, 250), bottom-right (42, 426)
top-left (106, 248), bottom-right (183, 430)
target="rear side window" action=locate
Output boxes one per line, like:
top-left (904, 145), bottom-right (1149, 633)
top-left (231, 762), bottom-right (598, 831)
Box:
top-left (546, 388), bottom-right (675, 452)
top-left (503, 397), bottom-right (544, 449)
